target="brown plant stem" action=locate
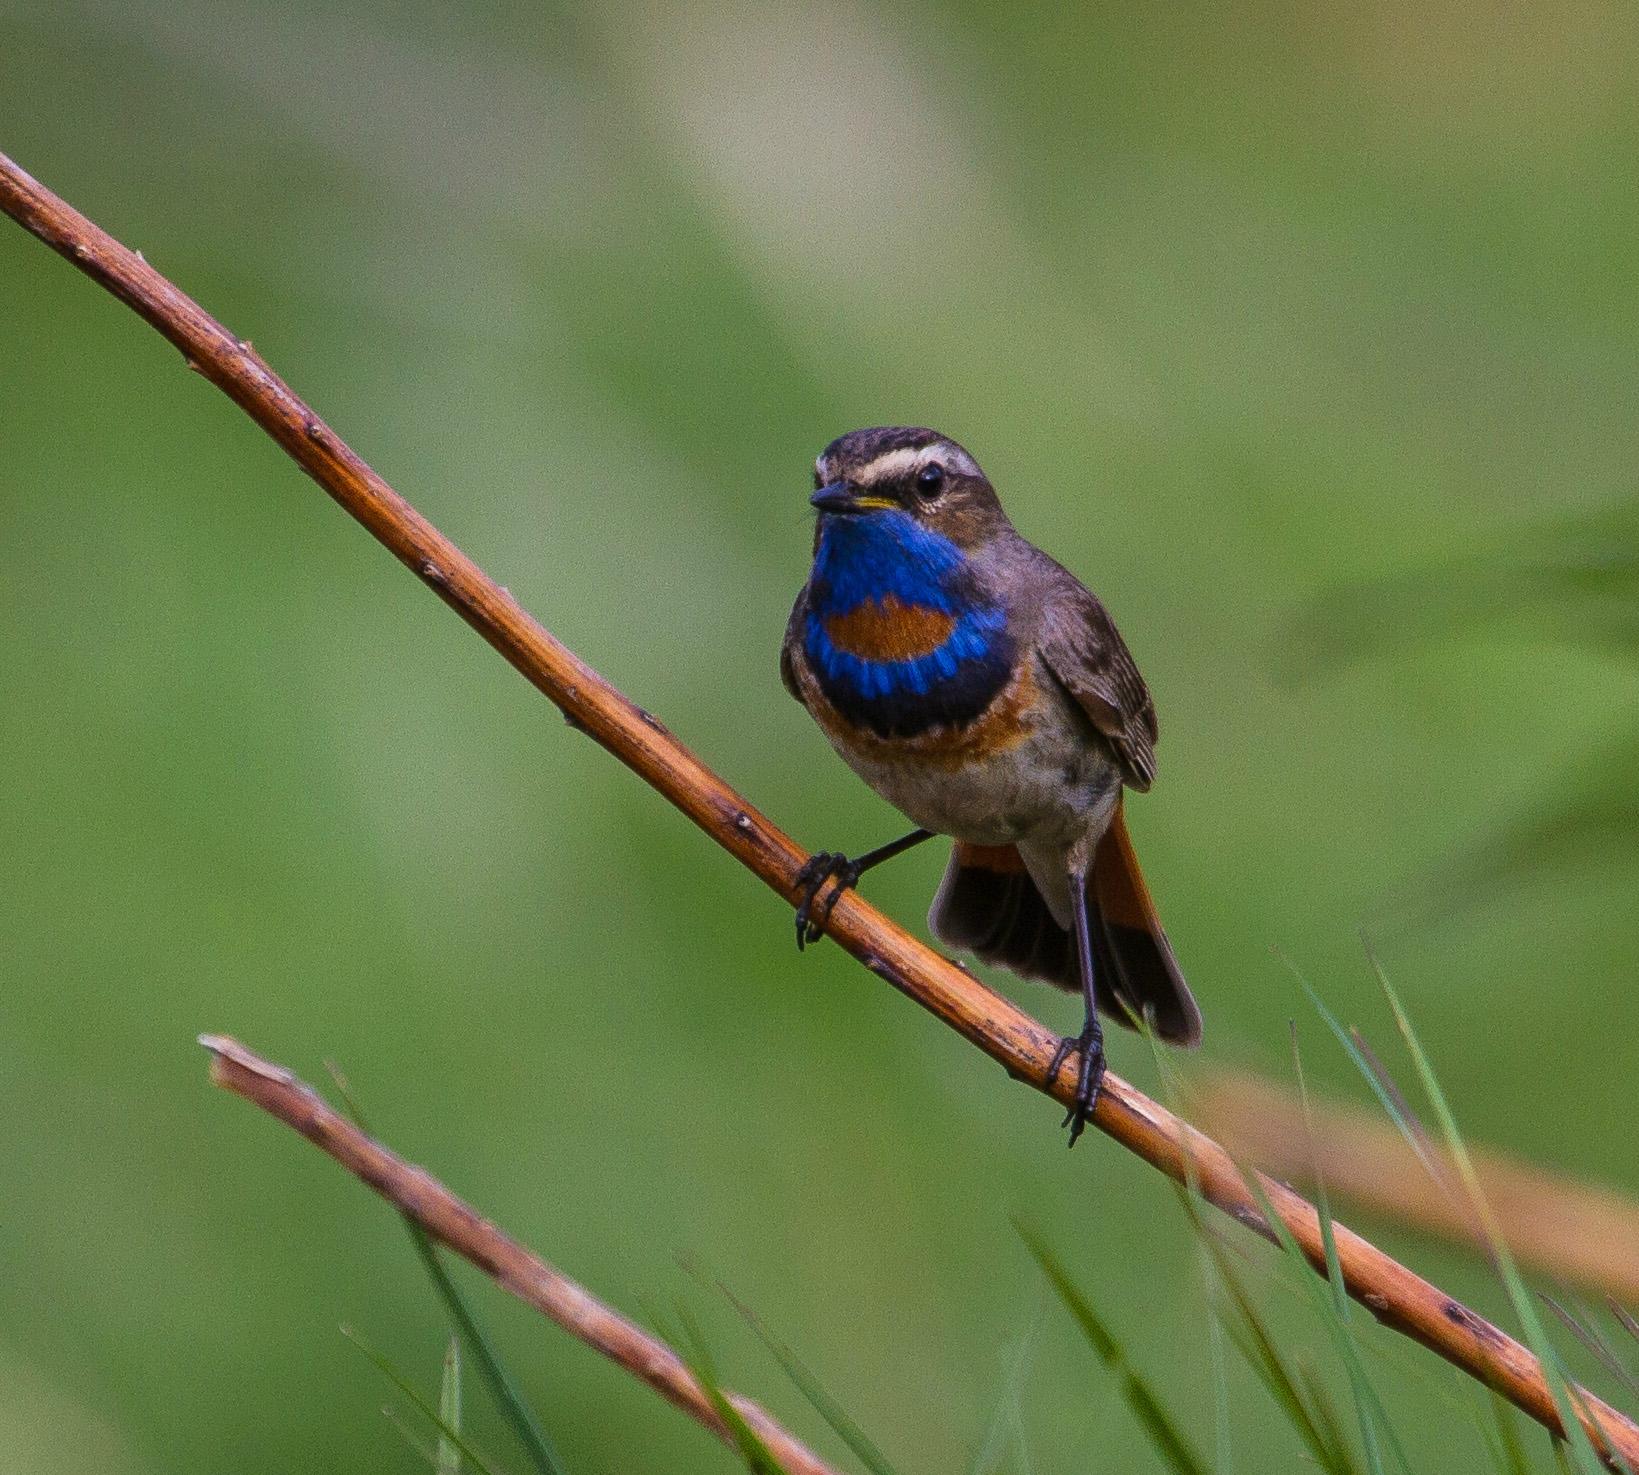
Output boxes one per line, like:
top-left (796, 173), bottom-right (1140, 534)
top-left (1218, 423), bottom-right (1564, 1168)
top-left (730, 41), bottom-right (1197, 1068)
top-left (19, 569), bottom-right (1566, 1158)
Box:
top-left (2, 149), bottom-right (1635, 1467)
top-left (1201, 1069), bottom-right (1639, 1305)
top-left (199, 1036), bottom-right (840, 1475)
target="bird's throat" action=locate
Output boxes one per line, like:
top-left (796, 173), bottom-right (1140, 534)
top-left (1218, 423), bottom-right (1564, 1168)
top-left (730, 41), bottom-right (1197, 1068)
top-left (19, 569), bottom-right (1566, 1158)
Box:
top-left (804, 512), bottom-right (1013, 738)
top-left (809, 510), bottom-right (963, 616)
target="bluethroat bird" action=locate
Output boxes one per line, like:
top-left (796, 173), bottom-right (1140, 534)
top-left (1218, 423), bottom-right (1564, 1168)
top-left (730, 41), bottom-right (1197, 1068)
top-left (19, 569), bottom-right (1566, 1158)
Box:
top-left (781, 426), bottom-right (1201, 1143)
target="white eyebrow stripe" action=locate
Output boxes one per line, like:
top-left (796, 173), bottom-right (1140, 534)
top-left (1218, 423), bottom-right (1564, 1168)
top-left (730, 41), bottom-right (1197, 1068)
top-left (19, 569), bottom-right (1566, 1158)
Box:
top-left (855, 443), bottom-right (978, 486)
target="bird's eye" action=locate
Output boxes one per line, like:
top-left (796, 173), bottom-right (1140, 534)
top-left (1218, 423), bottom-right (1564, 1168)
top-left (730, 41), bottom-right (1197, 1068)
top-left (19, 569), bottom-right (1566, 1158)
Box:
top-left (915, 463), bottom-right (945, 498)
top-left (813, 466), bottom-right (825, 491)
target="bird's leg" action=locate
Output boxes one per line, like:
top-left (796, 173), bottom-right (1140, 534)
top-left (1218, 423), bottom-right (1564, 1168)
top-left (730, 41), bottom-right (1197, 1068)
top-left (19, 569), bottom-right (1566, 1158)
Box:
top-left (793, 828), bottom-right (935, 949)
top-left (1047, 864), bottom-right (1106, 1147)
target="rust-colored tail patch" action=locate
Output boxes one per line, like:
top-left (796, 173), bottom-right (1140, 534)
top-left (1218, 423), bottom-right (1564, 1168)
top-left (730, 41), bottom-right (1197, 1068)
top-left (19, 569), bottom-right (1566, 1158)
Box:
top-left (934, 812), bottom-right (1202, 1047)
top-left (1090, 802), bottom-right (1203, 1047)
top-left (951, 840), bottom-right (1027, 874)
top-left (1092, 804), bottom-right (1159, 933)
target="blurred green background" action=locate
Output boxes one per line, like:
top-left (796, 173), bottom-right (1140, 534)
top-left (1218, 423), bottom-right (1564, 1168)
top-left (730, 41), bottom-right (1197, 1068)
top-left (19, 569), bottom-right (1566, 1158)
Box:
top-left (3, 1), bottom-right (1638, 1470)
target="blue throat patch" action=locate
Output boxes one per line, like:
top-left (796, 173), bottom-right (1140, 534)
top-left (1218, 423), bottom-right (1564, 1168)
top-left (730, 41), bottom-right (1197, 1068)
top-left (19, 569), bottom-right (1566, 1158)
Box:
top-left (804, 511), bottom-right (1014, 738)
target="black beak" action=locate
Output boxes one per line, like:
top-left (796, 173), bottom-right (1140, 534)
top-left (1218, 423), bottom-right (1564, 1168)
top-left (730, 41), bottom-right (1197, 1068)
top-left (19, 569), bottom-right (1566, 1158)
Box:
top-left (810, 481), bottom-right (859, 514)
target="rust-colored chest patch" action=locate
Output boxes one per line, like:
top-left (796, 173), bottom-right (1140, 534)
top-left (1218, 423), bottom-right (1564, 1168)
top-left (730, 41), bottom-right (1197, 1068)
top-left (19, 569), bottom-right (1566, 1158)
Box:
top-left (822, 596), bottom-right (956, 662)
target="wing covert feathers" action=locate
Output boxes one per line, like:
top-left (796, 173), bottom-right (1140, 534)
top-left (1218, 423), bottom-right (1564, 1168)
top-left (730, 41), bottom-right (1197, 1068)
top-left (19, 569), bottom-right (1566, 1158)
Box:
top-left (1035, 575), bottom-right (1158, 791)
top-left (780, 590), bottom-right (808, 707)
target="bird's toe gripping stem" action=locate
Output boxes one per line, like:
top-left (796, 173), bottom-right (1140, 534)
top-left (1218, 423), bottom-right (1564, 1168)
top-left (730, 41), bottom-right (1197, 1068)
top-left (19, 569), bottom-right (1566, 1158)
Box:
top-left (1047, 1024), bottom-right (1107, 1148)
top-left (793, 851), bottom-right (863, 949)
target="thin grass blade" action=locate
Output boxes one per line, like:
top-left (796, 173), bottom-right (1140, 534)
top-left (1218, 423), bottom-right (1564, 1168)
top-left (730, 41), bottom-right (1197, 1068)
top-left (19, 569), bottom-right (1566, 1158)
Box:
top-left (342, 1326), bottom-right (502, 1475)
top-left (670, 1303), bottom-right (789, 1475)
top-left (1362, 950), bottom-right (1617, 1475)
top-left (1302, 1364), bottom-right (1360, 1475)
top-left (1542, 1296), bottom-right (1639, 1398)
top-left (1281, 1022), bottom-right (1411, 1475)
top-left (1015, 1221), bottom-right (1209, 1475)
top-left (1137, 1018), bottom-right (1357, 1475)
top-left (1207, 1310), bottom-right (1233, 1475)
top-left (324, 1062), bottom-right (566, 1475)
top-left (1008, 1395), bottom-right (1035, 1475)
top-left (1488, 1391), bottom-right (1533, 1475)
top-left (383, 1403), bottom-right (442, 1468)
top-left (719, 1284), bottom-right (902, 1475)
top-left (1280, 964), bottom-right (1447, 1195)
top-left (1205, 1234), bottom-right (1360, 1475)
top-left (439, 1336), bottom-right (464, 1475)
top-left (965, 1299), bottom-right (1047, 1475)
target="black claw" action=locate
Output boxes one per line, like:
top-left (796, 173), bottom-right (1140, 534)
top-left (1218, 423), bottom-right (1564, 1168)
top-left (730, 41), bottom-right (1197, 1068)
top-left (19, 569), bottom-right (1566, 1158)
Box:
top-left (793, 851), bottom-right (861, 950)
top-left (1050, 1028), bottom-right (1106, 1148)
top-left (1046, 1034), bottom-right (1075, 1089)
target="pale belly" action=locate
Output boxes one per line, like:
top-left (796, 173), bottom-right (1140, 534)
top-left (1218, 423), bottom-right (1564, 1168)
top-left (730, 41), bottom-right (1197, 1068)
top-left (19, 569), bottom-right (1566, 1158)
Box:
top-left (826, 703), bottom-right (1120, 849)
top-left (792, 638), bottom-right (1122, 849)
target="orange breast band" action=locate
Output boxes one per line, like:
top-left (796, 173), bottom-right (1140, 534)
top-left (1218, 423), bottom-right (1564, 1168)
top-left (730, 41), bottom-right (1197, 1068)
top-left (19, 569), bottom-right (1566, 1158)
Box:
top-left (823, 596), bottom-right (956, 662)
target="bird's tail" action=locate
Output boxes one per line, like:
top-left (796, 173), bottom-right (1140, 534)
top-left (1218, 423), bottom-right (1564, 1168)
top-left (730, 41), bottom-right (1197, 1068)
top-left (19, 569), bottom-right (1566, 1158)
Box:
top-left (928, 805), bottom-right (1202, 1046)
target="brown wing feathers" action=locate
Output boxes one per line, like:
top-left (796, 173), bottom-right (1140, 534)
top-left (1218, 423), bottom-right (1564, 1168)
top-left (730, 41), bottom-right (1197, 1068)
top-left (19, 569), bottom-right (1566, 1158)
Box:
top-left (1035, 576), bottom-right (1158, 791)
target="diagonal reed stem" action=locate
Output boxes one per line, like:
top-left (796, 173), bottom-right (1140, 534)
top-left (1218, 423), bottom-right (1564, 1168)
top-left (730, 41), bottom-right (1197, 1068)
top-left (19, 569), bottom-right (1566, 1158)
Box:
top-left (1201, 1069), bottom-right (1639, 1305)
top-left (2, 149), bottom-right (1635, 1468)
top-left (201, 1036), bottom-right (840, 1475)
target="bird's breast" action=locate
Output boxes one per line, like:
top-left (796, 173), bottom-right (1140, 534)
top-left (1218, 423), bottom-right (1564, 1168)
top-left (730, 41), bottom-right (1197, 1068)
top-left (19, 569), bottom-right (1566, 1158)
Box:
top-left (802, 595), bottom-right (1014, 741)
top-left (794, 645), bottom-right (1114, 845)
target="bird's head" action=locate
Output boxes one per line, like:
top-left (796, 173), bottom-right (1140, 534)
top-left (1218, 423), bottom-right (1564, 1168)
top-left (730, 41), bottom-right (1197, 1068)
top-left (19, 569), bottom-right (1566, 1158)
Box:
top-left (809, 427), bottom-right (1008, 549)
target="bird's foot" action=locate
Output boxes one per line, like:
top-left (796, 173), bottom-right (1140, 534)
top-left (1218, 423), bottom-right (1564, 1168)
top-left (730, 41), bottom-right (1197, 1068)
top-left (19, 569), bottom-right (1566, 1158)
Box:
top-left (1047, 1026), bottom-right (1107, 1148)
top-left (793, 851), bottom-right (864, 949)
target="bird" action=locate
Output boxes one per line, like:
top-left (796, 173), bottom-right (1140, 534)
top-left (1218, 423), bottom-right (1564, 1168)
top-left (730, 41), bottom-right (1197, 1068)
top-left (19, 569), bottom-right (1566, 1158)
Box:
top-left (780, 426), bottom-right (1200, 1143)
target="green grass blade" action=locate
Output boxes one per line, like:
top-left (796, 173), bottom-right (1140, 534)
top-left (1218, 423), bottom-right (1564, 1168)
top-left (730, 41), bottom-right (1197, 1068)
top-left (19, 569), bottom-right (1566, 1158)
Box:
top-left (439, 1336), bottom-right (463, 1475)
top-left (407, 1237), bottom-right (565, 1475)
top-left (324, 1063), bottom-right (566, 1475)
top-left (965, 1299), bottom-right (1047, 1475)
top-left (1474, 1405), bottom-right (1510, 1474)
top-left (1135, 1016), bottom-right (1356, 1475)
top-left (1488, 1391), bottom-right (1533, 1475)
top-left (1289, 1023), bottom-right (1351, 1328)
top-left (1283, 1022), bottom-right (1412, 1475)
top-left (1302, 1365), bottom-right (1359, 1474)
top-left (719, 1285), bottom-right (902, 1475)
top-left (383, 1403), bottom-right (441, 1467)
top-left (1362, 951), bottom-right (1616, 1475)
top-left (342, 1326), bottom-right (502, 1475)
top-left (1543, 1295), bottom-right (1639, 1398)
top-left (1283, 968), bottom-right (1447, 1193)
top-left (1007, 1390), bottom-right (1035, 1475)
top-left (669, 1303), bottom-right (790, 1475)
top-left (1206, 1309), bottom-right (1233, 1475)
top-left (1205, 1234), bottom-right (1360, 1475)
top-left (1149, 1000), bottom-right (1489, 1457)
top-left (1580, 1295), bottom-right (1639, 1393)
top-left (1016, 1222), bottom-right (1209, 1475)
